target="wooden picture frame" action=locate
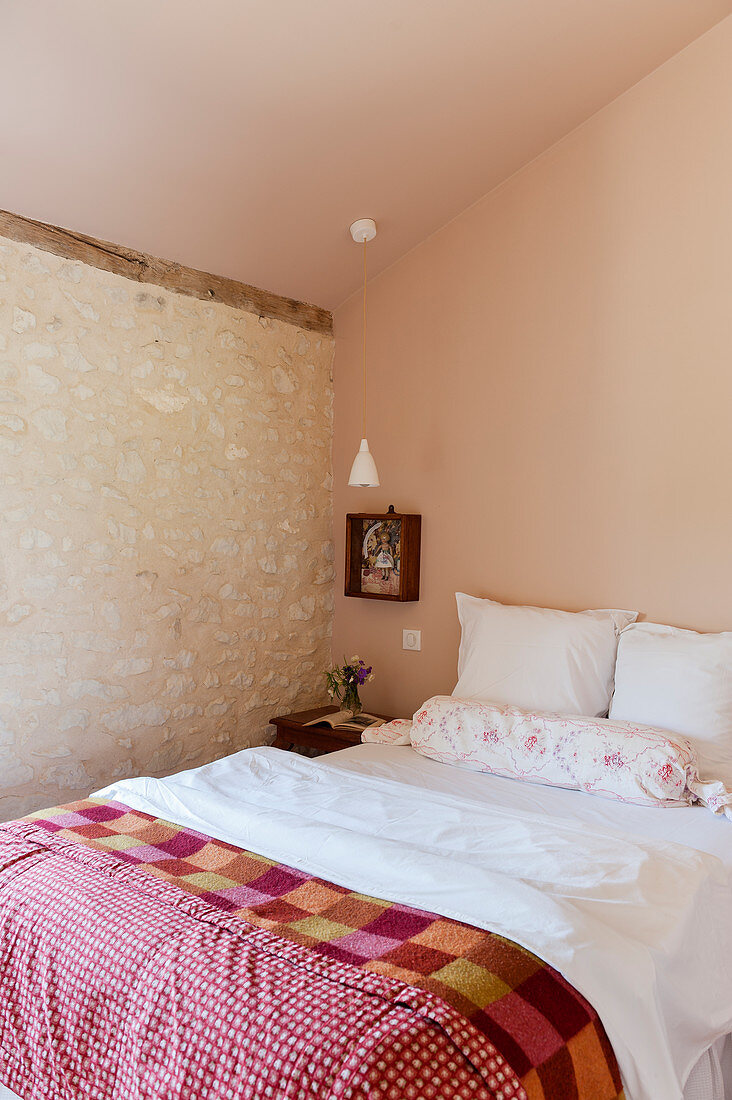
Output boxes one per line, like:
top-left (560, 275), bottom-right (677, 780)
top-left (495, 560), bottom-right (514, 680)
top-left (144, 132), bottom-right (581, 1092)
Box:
top-left (345, 506), bottom-right (421, 602)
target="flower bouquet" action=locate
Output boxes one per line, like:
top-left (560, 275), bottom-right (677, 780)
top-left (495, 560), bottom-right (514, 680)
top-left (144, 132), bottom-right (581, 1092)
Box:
top-left (325, 656), bottom-right (374, 716)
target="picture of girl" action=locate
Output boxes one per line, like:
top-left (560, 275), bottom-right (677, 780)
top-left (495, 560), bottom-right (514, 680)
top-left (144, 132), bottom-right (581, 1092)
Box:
top-left (361, 518), bottom-right (401, 596)
top-left (375, 532), bottom-right (394, 580)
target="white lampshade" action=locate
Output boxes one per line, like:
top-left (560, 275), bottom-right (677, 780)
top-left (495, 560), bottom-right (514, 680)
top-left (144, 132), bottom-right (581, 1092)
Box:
top-left (348, 438), bottom-right (380, 487)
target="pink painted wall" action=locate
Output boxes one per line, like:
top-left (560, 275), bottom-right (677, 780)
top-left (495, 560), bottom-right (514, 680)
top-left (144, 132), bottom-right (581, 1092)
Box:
top-left (332, 18), bottom-right (732, 719)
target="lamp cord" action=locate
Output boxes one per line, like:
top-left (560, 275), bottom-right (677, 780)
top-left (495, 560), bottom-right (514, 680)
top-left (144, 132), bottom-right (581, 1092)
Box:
top-left (362, 238), bottom-right (367, 440)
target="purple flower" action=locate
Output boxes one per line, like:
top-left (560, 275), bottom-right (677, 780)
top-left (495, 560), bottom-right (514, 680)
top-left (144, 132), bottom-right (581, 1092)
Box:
top-left (325, 656), bottom-right (373, 702)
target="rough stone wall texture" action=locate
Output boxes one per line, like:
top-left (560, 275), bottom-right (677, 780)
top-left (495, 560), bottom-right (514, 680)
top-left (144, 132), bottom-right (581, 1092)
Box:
top-left (0, 236), bottom-right (334, 820)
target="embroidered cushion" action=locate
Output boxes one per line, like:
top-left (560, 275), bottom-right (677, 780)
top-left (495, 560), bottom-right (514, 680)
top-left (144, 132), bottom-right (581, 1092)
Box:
top-left (410, 695), bottom-right (711, 808)
top-left (361, 718), bottom-right (412, 746)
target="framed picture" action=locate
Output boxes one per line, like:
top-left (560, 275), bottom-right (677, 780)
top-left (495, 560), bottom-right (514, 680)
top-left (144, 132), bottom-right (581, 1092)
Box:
top-left (345, 506), bottom-right (421, 602)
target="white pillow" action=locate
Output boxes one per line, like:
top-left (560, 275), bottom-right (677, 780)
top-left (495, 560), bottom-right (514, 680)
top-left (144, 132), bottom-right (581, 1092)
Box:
top-left (610, 622), bottom-right (732, 785)
top-left (453, 594), bottom-right (637, 717)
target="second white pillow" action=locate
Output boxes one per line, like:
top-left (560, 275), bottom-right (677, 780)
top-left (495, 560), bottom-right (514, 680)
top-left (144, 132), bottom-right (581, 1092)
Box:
top-left (610, 621), bottom-right (732, 785)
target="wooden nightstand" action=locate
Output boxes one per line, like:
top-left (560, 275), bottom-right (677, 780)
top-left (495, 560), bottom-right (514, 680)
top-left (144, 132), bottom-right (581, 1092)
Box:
top-left (269, 705), bottom-right (394, 756)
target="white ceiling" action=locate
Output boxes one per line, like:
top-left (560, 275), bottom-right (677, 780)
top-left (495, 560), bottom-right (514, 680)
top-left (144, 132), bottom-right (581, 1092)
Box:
top-left (2, 0), bottom-right (730, 309)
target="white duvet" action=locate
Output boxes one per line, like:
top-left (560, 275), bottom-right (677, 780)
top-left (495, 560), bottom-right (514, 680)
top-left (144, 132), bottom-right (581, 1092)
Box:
top-left (96, 744), bottom-right (732, 1100)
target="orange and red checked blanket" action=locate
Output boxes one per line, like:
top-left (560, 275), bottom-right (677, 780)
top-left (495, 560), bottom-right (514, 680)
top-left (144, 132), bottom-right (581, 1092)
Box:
top-left (0, 800), bottom-right (624, 1100)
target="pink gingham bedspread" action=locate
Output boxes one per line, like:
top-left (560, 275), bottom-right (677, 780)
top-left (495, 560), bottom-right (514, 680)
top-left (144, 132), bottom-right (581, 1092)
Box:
top-left (0, 818), bottom-right (523, 1100)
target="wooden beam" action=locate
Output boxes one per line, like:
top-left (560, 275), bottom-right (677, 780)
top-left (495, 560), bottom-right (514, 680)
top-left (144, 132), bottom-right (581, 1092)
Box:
top-left (0, 209), bottom-right (333, 337)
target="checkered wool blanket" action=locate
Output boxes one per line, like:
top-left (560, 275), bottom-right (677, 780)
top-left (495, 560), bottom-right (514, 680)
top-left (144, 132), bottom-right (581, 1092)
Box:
top-left (0, 800), bottom-right (624, 1100)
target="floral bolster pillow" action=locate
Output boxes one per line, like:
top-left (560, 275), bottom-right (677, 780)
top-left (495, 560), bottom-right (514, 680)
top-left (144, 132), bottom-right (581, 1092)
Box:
top-left (408, 695), bottom-right (732, 812)
top-left (361, 718), bottom-right (412, 746)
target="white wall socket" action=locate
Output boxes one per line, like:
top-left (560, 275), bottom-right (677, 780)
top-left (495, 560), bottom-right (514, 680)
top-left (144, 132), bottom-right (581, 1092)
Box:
top-left (403, 629), bottom-right (422, 652)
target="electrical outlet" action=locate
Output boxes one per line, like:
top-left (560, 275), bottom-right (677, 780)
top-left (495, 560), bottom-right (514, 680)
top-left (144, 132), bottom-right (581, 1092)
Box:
top-left (403, 629), bottom-right (422, 652)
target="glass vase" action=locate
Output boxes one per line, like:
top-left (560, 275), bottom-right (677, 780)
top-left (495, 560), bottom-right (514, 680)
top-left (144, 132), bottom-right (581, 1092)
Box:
top-left (341, 684), bottom-right (362, 716)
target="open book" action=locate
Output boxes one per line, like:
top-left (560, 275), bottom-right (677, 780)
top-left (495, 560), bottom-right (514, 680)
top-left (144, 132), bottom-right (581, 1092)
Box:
top-left (303, 711), bottom-right (385, 733)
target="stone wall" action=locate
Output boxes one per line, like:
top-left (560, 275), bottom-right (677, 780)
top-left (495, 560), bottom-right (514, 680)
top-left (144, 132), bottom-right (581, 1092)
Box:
top-left (0, 236), bottom-right (334, 819)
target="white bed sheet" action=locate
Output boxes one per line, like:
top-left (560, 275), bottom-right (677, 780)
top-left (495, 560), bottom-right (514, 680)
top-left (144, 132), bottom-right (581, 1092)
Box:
top-left (93, 744), bottom-right (732, 1100)
top-left (326, 743), bottom-right (732, 866)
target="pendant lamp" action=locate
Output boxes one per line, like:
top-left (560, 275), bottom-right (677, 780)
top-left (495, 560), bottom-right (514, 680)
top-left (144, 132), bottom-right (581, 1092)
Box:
top-left (348, 218), bottom-right (380, 487)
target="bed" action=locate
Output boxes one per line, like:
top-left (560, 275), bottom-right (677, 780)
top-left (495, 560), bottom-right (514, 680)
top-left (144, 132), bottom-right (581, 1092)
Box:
top-left (2, 599), bottom-right (730, 1099)
top-left (1, 740), bottom-right (730, 1100)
